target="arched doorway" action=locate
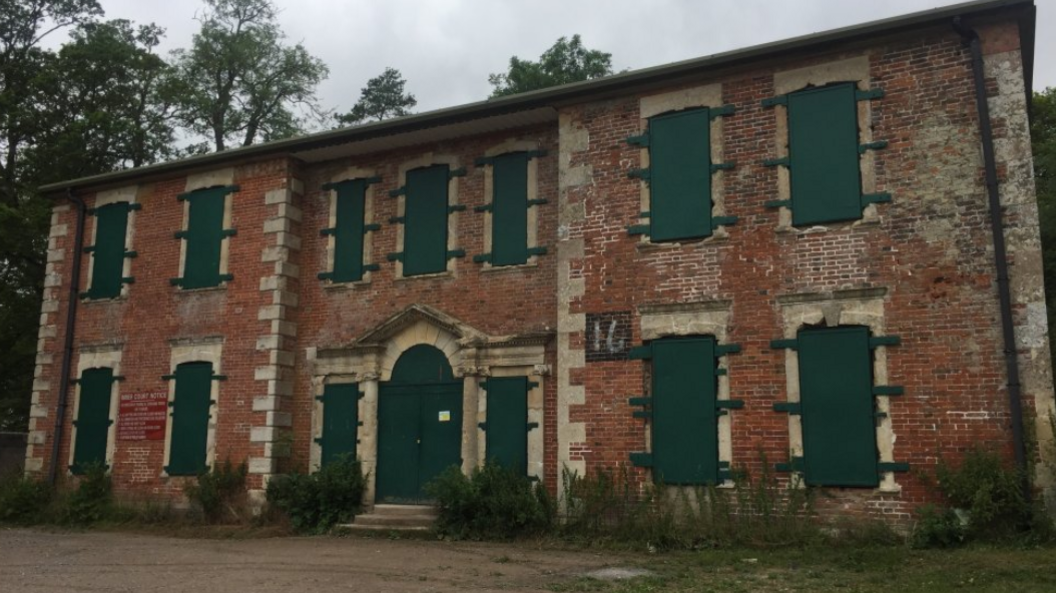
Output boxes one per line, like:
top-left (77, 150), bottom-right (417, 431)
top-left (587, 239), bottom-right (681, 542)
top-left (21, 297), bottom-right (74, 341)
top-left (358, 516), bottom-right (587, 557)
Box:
top-left (376, 344), bottom-right (463, 503)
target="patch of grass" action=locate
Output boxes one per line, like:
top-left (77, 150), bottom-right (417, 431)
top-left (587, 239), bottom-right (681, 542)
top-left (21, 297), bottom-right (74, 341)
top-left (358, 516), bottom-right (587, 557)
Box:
top-left (575, 546), bottom-right (1056, 593)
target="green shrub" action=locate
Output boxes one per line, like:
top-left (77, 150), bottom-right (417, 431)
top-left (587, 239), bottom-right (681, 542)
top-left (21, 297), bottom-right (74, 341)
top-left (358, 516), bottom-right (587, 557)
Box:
top-left (184, 459), bottom-right (248, 523)
top-left (910, 504), bottom-right (965, 549)
top-left (427, 463), bottom-right (553, 540)
top-left (0, 473), bottom-right (52, 525)
top-left (62, 463), bottom-right (113, 525)
top-left (935, 446), bottom-right (1029, 538)
top-left (266, 455), bottom-right (365, 533)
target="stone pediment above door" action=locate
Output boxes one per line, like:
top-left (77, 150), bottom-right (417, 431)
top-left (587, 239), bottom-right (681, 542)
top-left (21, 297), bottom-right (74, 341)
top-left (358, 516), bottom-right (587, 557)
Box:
top-left (310, 304), bottom-right (553, 381)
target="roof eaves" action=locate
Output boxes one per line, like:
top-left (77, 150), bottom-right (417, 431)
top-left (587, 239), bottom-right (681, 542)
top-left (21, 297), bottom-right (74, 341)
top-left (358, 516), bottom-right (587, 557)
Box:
top-left (38, 0), bottom-right (1034, 196)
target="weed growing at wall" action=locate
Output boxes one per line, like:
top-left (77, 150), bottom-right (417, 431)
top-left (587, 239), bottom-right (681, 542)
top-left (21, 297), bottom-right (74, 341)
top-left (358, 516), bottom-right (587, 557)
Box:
top-left (184, 459), bottom-right (248, 523)
top-left (911, 446), bottom-right (1054, 547)
top-left (61, 463), bottom-right (113, 525)
top-left (558, 459), bottom-right (820, 549)
top-left (0, 472), bottom-right (52, 525)
top-left (427, 463), bottom-right (554, 540)
top-left (265, 455), bottom-right (365, 534)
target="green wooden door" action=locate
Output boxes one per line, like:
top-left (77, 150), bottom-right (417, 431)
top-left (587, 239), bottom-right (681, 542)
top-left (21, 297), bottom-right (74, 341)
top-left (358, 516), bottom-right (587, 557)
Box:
top-left (652, 337), bottom-right (719, 484)
top-left (376, 345), bottom-right (463, 503)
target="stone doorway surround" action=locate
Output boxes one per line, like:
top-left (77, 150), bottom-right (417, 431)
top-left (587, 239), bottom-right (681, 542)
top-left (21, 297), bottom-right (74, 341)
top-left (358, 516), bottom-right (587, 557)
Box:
top-left (307, 304), bottom-right (550, 509)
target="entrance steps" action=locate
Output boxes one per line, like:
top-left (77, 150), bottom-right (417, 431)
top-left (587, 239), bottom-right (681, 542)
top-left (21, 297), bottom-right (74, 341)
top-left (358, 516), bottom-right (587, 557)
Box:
top-left (339, 504), bottom-right (438, 533)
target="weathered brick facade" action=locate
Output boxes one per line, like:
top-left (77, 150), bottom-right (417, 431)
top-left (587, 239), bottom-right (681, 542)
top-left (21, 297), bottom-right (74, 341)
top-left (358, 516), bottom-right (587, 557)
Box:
top-left (27, 1), bottom-right (1055, 521)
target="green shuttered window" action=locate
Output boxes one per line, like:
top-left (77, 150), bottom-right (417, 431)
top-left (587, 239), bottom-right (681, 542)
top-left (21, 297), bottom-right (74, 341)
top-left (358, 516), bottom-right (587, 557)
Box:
top-left (797, 326), bottom-right (878, 487)
top-left (491, 153), bottom-right (530, 266)
top-left (649, 109), bottom-right (713, 241)
top-left (787, 84), bottom-right (862, 225)
top-left (71, 367), bottom-right (115, 474)
top-left (652, 337), bottom-right (719, 484)
top-left (317, 383), bottom-right (360, 466)
top-left (484, 377), bottom-right (530, 473)
top-left (330, 180), bottom-right (368, 282)
top-left (167, 361), bottom-right (213, 476)
top-left (86, 203), bottom-right (131, 299)
top-left (179, 187), bottom-right (232, 289)
top-left (404, 165), bottom-right (449, 276)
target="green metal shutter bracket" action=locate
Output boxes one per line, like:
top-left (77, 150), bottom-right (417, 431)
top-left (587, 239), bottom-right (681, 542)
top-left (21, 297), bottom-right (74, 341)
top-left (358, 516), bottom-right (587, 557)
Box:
top-left (775, 457), bottom-right (805, 473)
top-left (629, 452), bottom-right (653, 467)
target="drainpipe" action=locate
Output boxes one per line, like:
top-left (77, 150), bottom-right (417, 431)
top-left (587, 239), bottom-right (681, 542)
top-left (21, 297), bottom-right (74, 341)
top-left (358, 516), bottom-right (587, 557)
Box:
top-left (48, 188), bottom-right (86, 486)
top-left (953, 17), bottom-right (1030, 503)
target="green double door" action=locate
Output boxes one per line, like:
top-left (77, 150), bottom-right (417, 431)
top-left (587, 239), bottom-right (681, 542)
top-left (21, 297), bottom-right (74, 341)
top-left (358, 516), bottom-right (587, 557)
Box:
top-left (376, 345), bottom-right (463, 504)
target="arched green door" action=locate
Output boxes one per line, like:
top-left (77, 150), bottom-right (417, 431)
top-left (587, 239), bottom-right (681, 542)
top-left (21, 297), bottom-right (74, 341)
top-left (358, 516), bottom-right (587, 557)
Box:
top-left (376, 345), bottom-right (463, 503)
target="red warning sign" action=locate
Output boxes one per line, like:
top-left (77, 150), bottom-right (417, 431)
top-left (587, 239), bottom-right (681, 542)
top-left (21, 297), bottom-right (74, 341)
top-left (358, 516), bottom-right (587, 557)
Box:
top-left (117, 391), bottom-right (168, 441)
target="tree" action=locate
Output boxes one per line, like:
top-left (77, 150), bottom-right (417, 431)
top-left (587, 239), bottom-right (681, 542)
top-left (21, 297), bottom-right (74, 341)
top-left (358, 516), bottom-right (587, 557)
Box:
top-left (168, 0), bottom-right (328, 151)
top-left (0, 0), bottom-right (103, 431)
top-left (336, 67), bottom-right (416, 126)
top-left (488, 35), bottom-right (614, 98)
top-left (0, 2), bottom-right (178, 431)
top-left (1032, 88), bottom-right (1056, 373)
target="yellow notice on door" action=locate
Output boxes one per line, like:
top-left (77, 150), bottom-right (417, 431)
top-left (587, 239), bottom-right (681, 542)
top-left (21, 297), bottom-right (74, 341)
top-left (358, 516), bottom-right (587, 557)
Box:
top-left (438, 410), bottom-right (451, 422)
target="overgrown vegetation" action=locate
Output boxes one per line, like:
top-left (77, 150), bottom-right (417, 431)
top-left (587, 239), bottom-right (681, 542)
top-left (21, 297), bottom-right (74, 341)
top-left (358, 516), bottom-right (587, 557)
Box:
top-left (183, 459), bottom-right (248, 523)
top-left (265, 455), bottom-right (365, 534)
top-left (559, 462), bottom-right (822, 549)
top-left (427, 463), bottom-right (555, 540)
top-left (0, 472), bottom-right (53, 525)
top-left (911, 446), bottom-right (1052, 548)
top-left (61, 463), bottom-right (113, 525)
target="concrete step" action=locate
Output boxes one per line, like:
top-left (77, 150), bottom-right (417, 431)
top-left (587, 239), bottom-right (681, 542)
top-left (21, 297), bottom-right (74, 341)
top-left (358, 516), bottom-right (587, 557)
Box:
top-left (371, 504), bottom-right (438, 518)
top-left (336, 523), bottom-right (431, 535)
top-left (353, 513), bottom-right (436, 528)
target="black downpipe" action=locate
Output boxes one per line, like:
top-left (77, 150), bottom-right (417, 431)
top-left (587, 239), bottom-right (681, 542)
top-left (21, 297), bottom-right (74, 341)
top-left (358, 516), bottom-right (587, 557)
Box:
top-left (954, 17), bottom-right (1030, 502)
top-left (48, 189), bottom-right (86, 486)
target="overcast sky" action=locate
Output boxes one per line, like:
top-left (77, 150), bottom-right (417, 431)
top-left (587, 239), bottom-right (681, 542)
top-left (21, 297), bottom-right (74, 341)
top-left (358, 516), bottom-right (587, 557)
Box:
top-left (78, 0), bottom-right (1054, 119)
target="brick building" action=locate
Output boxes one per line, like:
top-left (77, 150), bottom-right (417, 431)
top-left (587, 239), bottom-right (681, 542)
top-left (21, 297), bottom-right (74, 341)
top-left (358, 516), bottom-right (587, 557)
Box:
top-left (27, 0), bottom-right (1055, 521)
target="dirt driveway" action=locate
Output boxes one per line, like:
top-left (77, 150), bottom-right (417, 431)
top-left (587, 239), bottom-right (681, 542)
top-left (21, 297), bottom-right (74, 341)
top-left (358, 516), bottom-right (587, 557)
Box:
top-left (0, 528), bottom-right (635, 592)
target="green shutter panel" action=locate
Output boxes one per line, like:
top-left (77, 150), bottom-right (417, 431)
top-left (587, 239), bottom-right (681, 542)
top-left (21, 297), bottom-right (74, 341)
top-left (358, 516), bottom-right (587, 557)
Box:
top-left (649, 109), bottom-right (713, 241)
top-left (167, 362), bottom-right (213, 475)
top-left (331, 180), bottom-right (367, 282)
top-left (403, 165), bottom-right (449, 276)
top-left (86, 203), bottom-right (130, 299)
top-left (71, 367), bottom-right (114, 473)
top-left (798, 327), bottom-right (878, 486)
top-left (787, 84), bottom-right (861, 225)
top-left (182, 188), bottom-right (228, 288)
top-left (317, 383), bottom-right (361, 466)
top-left (651, 337), bottom-right (719, 484)
top-left (491, 152), bottom-right (530, 266)
top-left (484, 377), bottom-right (530, 473)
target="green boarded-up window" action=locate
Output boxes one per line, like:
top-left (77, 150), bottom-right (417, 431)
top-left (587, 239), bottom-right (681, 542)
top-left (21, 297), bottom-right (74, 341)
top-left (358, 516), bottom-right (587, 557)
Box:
top-left (651, 337), bottom-right (719, 484)
top-left (797, 326), bottom-right (878, 487)
top-left (649, 109), bottom-right (713, 241)
top-left (86, 203), bottom-right (131, 299)
top-left (180, 187), bottom-right (231, 289)
top-left (491, 153), bottom-right (530, 266)
top-left (330, 180), bottom-right (368, 282)
top-left (166, 361), bottom-right (213, 476)
top-left (787, 83), bottom-right (862, 226)
top-left (71, 367), bottom-right (115, 474)
top-left (484, 377), bottom-right (529, 473)
top-left (404, 165), bottom-right (449, 276)
top-left (317, 383), bottom-right (360, 467)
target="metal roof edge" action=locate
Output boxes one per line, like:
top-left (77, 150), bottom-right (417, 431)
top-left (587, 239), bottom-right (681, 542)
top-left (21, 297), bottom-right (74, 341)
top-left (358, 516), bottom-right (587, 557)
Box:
top-left (39, 0), bottom-right (1034, 195)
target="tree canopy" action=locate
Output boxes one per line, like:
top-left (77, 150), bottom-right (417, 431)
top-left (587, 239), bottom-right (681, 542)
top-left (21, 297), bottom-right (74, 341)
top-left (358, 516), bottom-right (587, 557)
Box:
top-left (488, 35), bottom-right (615, 98)
top-left (168, 0), bottom-right (328, 151)
top-left (337, 67), bottom-right (417, 126)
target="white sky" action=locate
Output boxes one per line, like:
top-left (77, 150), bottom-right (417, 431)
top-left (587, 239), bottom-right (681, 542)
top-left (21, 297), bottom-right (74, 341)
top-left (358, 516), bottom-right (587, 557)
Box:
top-left (70, 0), bottom-right (1056, 118)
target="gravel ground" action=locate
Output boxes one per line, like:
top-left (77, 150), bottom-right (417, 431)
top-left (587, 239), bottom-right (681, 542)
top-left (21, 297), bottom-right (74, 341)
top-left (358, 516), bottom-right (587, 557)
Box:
top-left (0, 528), bottom-right (630, 592)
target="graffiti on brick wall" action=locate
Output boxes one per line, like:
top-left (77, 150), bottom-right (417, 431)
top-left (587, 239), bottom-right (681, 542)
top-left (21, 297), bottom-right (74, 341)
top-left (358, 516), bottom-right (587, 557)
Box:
top-left (585, 311), bottom-right (631, 362)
